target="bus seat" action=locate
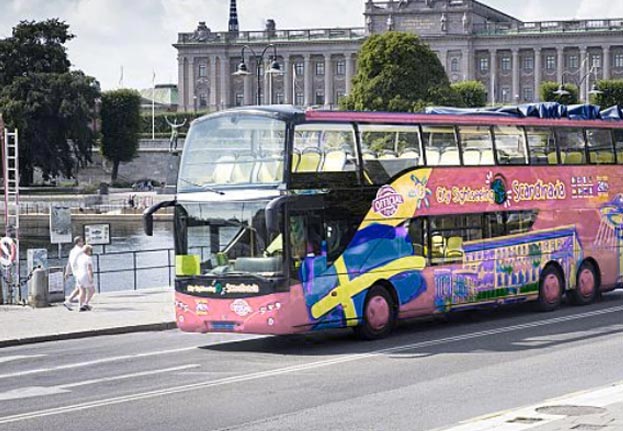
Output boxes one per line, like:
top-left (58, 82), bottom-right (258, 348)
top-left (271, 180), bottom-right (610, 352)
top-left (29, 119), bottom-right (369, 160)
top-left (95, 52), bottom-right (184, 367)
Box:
top-left (291, 150), bottom-right (301, 172)
top-left (618, 151), bottom-right (623, 163)
top-left (379, 150), bottom-right (398, 159)
top-left (296, 148), bottom-right (322, 172)
top-left (480, 150), bottom-right (495, 165)
top-left (322, 150), bottom-right (347, 171)
top-left (547, 152), bottom-right (559, 165)
top-left (212, 156), bottom-right (236, 183)
top-left (425, 147), bottom-right (441, 165)
top-left (595, 151), bottom-right (614, 164)
top-left (445, 236), bottom-right (464, 259)
top-left (257, 156), bottom-right (282, 182)
top-left (399, 149), bottom-right (420, 164)
top-left (565, 151), bottom-right (584, 164)
top-left (439, 149), bottom-right (460, 166)
top-left (231, 155), bottom-right (256, 183)
top-left (431, 235), bottom-right (445, 258)
top-left (462, 149), bottom-right (481, 166)
top-left (362, 149), bottom-right (377, 160)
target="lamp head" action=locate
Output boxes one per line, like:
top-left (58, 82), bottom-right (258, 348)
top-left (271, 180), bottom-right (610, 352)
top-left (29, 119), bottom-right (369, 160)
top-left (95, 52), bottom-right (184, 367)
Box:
top-left (234, 61), bottom-right (250, 76)
top-left (266, 59), bottom-right (282, 75)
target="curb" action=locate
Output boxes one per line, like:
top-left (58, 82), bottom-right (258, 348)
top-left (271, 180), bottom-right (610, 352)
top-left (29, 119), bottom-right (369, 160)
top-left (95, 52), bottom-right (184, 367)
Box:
top-left (0, 321), bottom-right (177, 348)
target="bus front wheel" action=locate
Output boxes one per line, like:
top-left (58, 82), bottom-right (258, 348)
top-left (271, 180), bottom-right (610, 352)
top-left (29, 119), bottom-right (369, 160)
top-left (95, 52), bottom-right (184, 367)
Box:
top-left (569, 261), bottom-right (599, 306)
top-left (354, 285), bottom-right (396, 340)
top-left (537, 265), bottom-right (563, 312)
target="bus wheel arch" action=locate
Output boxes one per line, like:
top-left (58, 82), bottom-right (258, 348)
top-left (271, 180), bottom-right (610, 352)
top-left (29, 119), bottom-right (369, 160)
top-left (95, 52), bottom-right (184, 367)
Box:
top-left (536, 262), bottom-right (564, 312)
top-left (354, 281), bottom-right (397, 340)
top-left (569, 259), bottom-right (600, 306)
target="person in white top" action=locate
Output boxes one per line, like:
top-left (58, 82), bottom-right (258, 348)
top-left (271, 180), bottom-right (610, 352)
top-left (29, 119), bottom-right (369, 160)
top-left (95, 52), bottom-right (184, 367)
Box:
top-left (76, 244), bottom-right (95, 312)
top-left (63, 236), bottom-right (84, 310)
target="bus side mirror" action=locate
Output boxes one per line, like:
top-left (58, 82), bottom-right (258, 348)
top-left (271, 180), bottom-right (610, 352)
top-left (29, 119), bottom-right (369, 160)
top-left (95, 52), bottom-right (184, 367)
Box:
top-left (265, 196), bottom-right (288, 235)
top-left (142, 200), bottom-right (177, 236)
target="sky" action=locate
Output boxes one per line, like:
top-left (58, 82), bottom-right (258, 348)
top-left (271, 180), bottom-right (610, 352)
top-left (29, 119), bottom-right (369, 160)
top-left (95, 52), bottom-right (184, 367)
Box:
top-left (2, 0), bottom-right (623, 91)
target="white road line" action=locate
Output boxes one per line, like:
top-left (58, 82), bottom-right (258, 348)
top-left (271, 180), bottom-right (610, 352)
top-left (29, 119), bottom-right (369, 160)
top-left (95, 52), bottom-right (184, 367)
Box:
top-left (436, 381), bottom-right (623, 431)
top-left (0, 355), bottom-right (46, 364)
top-left (0, 304), bottom-right (622, 425)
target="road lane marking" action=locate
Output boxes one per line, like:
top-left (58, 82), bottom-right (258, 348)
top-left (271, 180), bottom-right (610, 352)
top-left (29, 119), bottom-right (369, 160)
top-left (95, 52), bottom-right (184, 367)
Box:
top-left (1, 304), bottom-right (622, 425)
top-left (0, 355), bottom-right (47, 364)
top-left (0, 365), bottom-right (200, 401)
top-left (437, 381), bottom-right (623, 431)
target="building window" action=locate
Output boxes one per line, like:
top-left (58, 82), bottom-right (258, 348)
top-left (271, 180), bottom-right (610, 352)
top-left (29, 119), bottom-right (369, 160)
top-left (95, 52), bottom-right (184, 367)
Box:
top-left (615, 53), bottom-right (623, 68)
top-left (501, 57), bottom-right (511, 71)
top-left (335, 60), bottom-right (346, 76)
top-left (336, 90), bottom-right (345, 103)
top-left (295, 92), bottom-right (304, 106)
top-left (199, 94), bottom-right (208, 108)
top-left (522, 86), bottom-right (533, 102)
top-left (545, 55), bottom-right (556, 70)
top-left (294, 62), bottom-right (304, 76)
top-left (479, 57), bottom-right (489, 73)
top-left (591, 55), bottom-right (601, 68)
top-left (501, 87), bottom-right (511, 103)
top-left (522, 56), bottom-right (534, 71)
top-left (315, 91), bottom-right (325, 105)
top-left (315, 62), bottom-right (324, 76)
top-left (275, 92), bottom-right (284, 104)
top-left (568, 55), bottom-right (579, 69)
top-left (235, 93), bottom-right (244, 106)
top-left (198, 64), bottom-right (207, 77)
top-left (450, 58), bottom-right (460, 72)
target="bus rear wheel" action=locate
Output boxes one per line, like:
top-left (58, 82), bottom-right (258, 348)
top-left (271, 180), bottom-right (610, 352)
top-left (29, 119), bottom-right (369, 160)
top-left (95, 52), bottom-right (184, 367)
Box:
top-left (569, 261), bottom-right (599, 306)
top-left (354, 285), bottom-right (395, 340)
top-left (537, 265), bottom-right (563, 312)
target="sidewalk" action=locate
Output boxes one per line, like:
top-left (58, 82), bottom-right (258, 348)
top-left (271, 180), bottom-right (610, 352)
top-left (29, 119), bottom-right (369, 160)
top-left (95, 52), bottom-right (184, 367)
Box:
top-left (0, 288), bottom-right (176, 348)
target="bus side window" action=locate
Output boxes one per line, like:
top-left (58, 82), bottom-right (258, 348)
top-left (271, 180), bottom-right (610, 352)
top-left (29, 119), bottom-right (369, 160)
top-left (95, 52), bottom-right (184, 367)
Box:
top-left (422, 125), bottom-right (459, 166)
top-left (494, 126), bottom-right (528, 165)
top-left (586, 128), bottom-right (615, 164)
top-left (406, 218), bottom-right (427, 257)
top-left (556, 128), bottom-right (586, 164)
top-left (613, 129), bottom-right (623, 164)
top-left (458, 126), bottom-right (493, 166)
top-left (526, 127), bottom-right (556, 165)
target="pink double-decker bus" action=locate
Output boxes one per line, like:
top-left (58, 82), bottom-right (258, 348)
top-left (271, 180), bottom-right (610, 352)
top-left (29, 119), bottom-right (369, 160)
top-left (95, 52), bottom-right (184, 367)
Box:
top-left (144, 104), bottom-right (623, 339)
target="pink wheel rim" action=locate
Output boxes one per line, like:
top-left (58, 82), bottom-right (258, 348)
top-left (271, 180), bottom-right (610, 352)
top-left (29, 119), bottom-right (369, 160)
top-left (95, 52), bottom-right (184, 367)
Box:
top-left (578, 268), bottom-right (595, 298)
top-left (543, 273), bottom-right (561, 303)
top-left (366, 296), bottom-right (390, 331)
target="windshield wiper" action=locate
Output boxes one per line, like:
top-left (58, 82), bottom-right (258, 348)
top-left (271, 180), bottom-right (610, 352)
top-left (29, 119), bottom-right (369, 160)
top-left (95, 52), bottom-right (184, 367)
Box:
top-left (178, 177), bottom-right (225, 195)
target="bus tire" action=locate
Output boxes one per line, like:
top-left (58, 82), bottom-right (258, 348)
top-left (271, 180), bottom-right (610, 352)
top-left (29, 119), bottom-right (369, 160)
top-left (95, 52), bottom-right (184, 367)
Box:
top-left (354, 285), bottom-right (396, 340)
top-left (569, 261), bottom-right (599, 306)
top-left (536, 265), bottom-right (563, 312)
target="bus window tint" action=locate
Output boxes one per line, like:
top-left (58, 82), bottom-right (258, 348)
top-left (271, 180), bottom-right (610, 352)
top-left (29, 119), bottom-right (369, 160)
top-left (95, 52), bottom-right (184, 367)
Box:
top-left (556, 128), bottom-right (586, 164)
top-left (422, 126), bottom-right (459, 166)
top-left (293, 123), bottom-right (356, 173)
top-left (358, 124), bottom-right (422, 183)
top-left (526, 127), bottom-right (557, 165)
top-left (494, 126), bottom-right (528, 165)
top-left (612, 130), bottom-right (623, 163)
top-left (586, 129), bottom-right (615, 164)
top-left (458, 126), bottom-right (493, 165)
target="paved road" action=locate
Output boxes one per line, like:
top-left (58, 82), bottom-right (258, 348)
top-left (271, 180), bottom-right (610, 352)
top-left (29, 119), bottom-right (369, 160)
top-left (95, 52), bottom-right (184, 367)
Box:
top-left (1, 291), bottom-right (622, 431)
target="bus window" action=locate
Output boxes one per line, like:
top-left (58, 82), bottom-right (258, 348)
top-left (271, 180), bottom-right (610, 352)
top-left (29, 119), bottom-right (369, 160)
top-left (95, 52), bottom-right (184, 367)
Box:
top-left (556, 128), bottom-right (586, 164)
top-left (358, 124), bottom-right (422, 183)
top-left (293, 123), bottom-right (357, 173)
top-left (458, 126), bottom-right (493, 165)
top-left (428, 214), bottom-right (482, 264)
top-left (494, 126), bottom-right (528, 165)
top-left (422, 126), bottom-right (459, 166)
top-left (586, 129), bottom-right (615, 164)
top-left (526, 127), bottom-right (557, 165)
top-left (615, 130), bottom-right (623, 164)
top-left (406, 218), bottom-right (428, 257)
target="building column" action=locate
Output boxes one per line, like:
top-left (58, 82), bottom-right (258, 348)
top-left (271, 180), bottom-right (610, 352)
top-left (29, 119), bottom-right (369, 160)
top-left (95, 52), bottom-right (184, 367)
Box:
top-left (512, 48), bottom-right (520, 103)
top-left (556, 47), bottom-right (564, 86)
top-left (219, 56), bottom-right (230, 109)
top-left (304, 54), bottom-right (313, 106)
top-left (243, 63), bottom-right (252, 105)
top-left (580, 47), bottom-right (588, 102)
top-left (489, 49), bottom-right (497, 104)
top-left (284, 56), bottom-right (292, 104)
top-left (534, 48), bottom-right (542, 102)
top-left (188, 57), bottom-right (196, 112)
top-left (345, 53), bottom-right (355, 95)
top-left (178, 56), bottom-right (186, 111)
top-left (603, 45), bottom-right (611, 80)
top-left (209, 55), bottom-right (217, 110)
top-left (324, 54), bottom-right (333, 107)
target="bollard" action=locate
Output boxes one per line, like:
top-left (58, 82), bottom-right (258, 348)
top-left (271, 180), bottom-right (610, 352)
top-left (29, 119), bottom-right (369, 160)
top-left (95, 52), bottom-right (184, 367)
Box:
top-left (28, 268), bottom-right (49, 308)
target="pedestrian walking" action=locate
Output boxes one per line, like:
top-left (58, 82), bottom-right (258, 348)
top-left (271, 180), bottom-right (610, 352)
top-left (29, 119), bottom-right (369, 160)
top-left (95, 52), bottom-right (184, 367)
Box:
top-left (63, 236), bottom-right (84, 310)
top-left (76, 244), bottom-right (95, 312)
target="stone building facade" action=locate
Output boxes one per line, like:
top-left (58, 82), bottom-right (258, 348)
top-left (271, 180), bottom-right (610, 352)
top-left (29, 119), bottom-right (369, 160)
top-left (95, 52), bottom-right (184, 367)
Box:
top-left (174, 0), bottom-right (623, 112)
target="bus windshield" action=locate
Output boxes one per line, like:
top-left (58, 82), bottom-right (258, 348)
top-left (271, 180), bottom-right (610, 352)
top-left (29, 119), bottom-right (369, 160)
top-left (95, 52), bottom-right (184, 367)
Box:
top-left (177, 200), bottom-right (283, 277)
top-left (177, 114), bottom-right (287, 192)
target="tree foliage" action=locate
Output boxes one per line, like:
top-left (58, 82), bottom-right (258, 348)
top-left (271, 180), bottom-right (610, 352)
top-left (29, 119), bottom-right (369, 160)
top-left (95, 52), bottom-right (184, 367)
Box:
top-left (539, 81), bottom-right (579, 105)
top-left (100, 89), bottom-right (142, 181)
top-left (451, 80), bottom-right (487, 108)
top-left (592, 80), bottom-right (623, 107)
top-left (0, 20), bottom-right (99, 185)
top-left (340, 32), bottom-right (457, 112)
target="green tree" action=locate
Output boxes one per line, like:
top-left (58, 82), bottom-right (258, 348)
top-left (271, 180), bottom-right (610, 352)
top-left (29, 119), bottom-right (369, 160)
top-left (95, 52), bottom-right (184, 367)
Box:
top-left (340, 32), bottom-right (457, 112)
top-left (0, 20), bottom-right (99, 185)
top-left (100, 89), bottom-right (142, 181)
top-left (539, 81), bottom-right (579, 105)
top-left (451, 80), bottom-right (487, 107)
top-left (592, 80), bottom-right (623, 107)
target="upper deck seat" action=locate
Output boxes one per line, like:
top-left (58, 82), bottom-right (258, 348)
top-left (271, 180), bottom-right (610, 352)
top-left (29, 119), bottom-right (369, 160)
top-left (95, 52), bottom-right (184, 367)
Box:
top-left (231, 155), bottom-right (256, 183)
top-left (425, 147), bottom-right (441, 165)
top-left (213, 155), bottom-right (236, 184)
top-left (322, 149), bottom-right (347, 171)
top-left (565, 151), bottom-right (584, 164)
top-left (257, 154), bottom-right (283, 182)
top-left (296, 148), bottom-right (322, 172)
top-left (462, 149), bottom-right (481, 166)
top-left (362, 149), bottom-right (377, 160)
top-left (480, 150), bottom-right (495, 165)
top-left (439, 148), bottom-right (460, 166)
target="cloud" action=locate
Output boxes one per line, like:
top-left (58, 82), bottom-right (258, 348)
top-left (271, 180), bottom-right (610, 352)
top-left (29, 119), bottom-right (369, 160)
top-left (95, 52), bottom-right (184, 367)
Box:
top-left (577, 0), bottom-right (623, 17)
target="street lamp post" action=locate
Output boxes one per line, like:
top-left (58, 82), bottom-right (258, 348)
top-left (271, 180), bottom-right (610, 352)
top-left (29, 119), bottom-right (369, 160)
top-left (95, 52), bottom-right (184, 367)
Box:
top-left (233, 44), bottom-right (281, 106)
top-left (554, 60), bottom-right (603, 102)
